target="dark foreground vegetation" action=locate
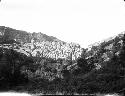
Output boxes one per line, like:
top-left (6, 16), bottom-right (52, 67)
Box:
top-left (0, 34), bottom-right (125, 95)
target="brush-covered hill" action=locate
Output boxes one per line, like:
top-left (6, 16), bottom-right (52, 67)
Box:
top-left (0, 26), bottom-right (61, 43)
top-left (0, 26), bottom-right (82, 60)
top-left (0, 26), bottom-right (125, 94)
top-left (73, 32), bottom-right (125, 94)
top-left (83, 32), bottom-right (125, 69)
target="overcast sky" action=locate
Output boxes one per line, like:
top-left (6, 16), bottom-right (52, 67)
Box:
top-left (0, 0), bottom-right (125, 48)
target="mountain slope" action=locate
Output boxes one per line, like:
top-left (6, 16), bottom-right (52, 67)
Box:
top-left (0, 26), bottom-right (125, 94)
top-left (82, 32), bottom-right (125, 70)
top-left (0, 26), bottom-right (61, 43)
top-left (0, 26), bottom-right (82, 60)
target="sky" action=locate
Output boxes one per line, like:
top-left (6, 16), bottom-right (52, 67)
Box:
top-left (0, 0), bottom-right (125, 48)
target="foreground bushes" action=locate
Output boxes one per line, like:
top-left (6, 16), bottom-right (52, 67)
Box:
top-left (0, 47), bottom-right (125, 95)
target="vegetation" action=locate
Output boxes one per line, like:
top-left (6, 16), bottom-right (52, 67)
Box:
top-left (0, 26), bottom-right (125, 95)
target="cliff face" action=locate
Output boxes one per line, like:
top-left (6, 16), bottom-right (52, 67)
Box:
top-left (0, 26), bottom-right (82, 60)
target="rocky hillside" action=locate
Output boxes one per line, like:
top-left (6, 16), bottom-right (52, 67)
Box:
top-left (82, 32), bottom-right (125, 69)
top-left (0, 26), bottom-right (82, 60)
top-left (0, 26), bottom-right (125, 94)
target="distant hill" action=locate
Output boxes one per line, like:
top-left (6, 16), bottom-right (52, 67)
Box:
top-left (0, 26), bottom-right (62, 44)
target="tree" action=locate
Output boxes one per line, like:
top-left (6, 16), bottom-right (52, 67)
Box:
top-left (1, 49), bottom-right (35, 86)
top-left (118, 34), bottom-right (125, 68)
top-left (72, 57), bottom-right (93, 75)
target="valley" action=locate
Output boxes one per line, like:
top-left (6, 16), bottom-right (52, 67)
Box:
top-left (0, 26), bottom-right (125, 95)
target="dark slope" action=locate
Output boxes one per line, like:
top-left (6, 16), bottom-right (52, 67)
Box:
top-left (0, 26), bottom-right (61, 44)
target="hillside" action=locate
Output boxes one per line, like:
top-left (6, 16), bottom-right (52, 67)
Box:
top-left (0, 26), bottom-right (62, 43)
top-left (0, 26), bottom-right (82, 60)
top-left (84, 32), bottom-right (125, 69)
top-left (0, 26), bottom-right (125, 95)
